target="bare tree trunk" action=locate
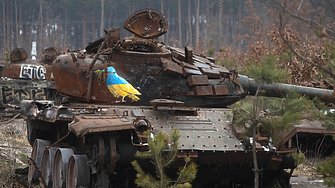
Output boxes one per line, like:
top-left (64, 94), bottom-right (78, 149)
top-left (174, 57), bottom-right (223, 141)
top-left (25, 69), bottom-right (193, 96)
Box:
top-left (114, 8), bottom-right (117, 28)
top-left (195, 0), bottom-right (200, 48)
top-left (64, 7), bottom-right (67, 48)
top-left (92, 11), bottom-right (95, 40)
top-left (238, 0), bottom-right (241, 48)
top-left (252, 123), bottom-right (259, 188)
top-left (2, 0), bottom-right (6, 49)
top-left (37, 0), bottom-right (43, 57)
top-left (219, 0), bottom-right (223, 36)
top-left (178, 0), bottom-right (182, 47)
top-left (46, 4), bottom-right (51, 47)
top-left (82, 8), bottom-right (87, 48)
top-left (15, 0), bottom-right (18, 47)
top-left (252, 85), bottom-right (260, 188)
top-left (166, 0), bottom-right (170, 44)
top-left (30, 8), bottom-right (35, 55)
top-left (161, 0), bottom-right (164, 42)
top-left (108, 0), bottom-right (113, 29)
top-left (6, 1), bottom-right (11, 50)
top-left (19, 2), bottom-right (22, 48)
top-left (188, 0), bottom-right (192, 47)
top-left (100, 0), bottom-right (104, 37)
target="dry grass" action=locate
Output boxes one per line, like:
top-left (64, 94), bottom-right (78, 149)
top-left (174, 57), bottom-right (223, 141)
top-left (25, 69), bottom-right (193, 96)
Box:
top-left (0, 119), bottom-right (32, 187)
top-left (292, 162), bottom-right (323, 178)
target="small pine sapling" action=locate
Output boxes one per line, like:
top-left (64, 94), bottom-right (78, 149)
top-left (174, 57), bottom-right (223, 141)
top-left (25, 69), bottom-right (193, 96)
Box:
top-left (233, 54), bottom-right (310, 188)
top-left (132, 129), bottom-right (197, 188)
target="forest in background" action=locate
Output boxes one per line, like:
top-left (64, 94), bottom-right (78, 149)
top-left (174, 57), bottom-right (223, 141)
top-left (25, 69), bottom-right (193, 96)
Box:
top-left (1, 0), bottom-right (335, 86)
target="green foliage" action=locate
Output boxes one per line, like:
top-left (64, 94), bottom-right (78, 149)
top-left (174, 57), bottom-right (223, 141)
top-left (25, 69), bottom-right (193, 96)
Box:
top-left (316, 157), bottom-right (335, 186)
top-left (322, 42), bottom-right (335, 82)
top-left (94, 69), bottom-right (105, 74)
top-left (245, 54), bottom-right (288, 84)
top-left (132, 129), bottom-right (197, 188)
top-left (320, 111), bottom-right (335, 130)
top-left (292, 152), bottom-right (306, 166)
top-left (207, 40), bottom-right (215, 57)
top-left (233, 54), bottom-right (310, 145)
top-left (310, 96), bottom-right (335, 130)
top-left (233, 91), bottom-right (310, 145)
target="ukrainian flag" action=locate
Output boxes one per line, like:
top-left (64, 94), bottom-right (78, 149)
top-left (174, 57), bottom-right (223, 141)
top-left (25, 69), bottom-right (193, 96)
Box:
top-left (106, 67), bottom-right (141, 101)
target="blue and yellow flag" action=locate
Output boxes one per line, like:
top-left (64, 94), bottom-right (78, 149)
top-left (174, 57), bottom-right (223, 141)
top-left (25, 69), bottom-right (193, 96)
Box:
top-left (106, 67), bottom-right (141, 101)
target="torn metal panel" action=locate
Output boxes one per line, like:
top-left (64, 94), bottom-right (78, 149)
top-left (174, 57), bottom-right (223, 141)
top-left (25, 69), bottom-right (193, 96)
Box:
top-left (278, 119), bottom-right (335, 146)
top-left (69, 115), bottom-right (134, 137)
top-left (20, 100), bottom-right (73, 122)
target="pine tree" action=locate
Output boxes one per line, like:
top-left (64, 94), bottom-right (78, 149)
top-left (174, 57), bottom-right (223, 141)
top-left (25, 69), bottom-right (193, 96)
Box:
top-left (233, 54), bottom-right (311, 187)
top-left (131, 129), bottom-right (197, 188)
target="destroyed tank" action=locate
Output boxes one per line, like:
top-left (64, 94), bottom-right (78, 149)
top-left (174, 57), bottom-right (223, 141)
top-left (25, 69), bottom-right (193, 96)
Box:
top-left (19, 9), bottom-right (335, 188)
top-left (0, 47), bottom-right (58, 119)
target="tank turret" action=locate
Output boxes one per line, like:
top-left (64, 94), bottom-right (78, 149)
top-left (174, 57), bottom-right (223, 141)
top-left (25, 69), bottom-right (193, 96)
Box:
top-left (51, 9), bottom-right (334, 107)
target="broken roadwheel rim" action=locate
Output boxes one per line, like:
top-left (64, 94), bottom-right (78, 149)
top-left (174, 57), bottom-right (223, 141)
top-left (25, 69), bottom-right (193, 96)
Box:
top-left (52, 148), bottom-right (74, 188)
top-left (41, 147), bottom-right (59, 188)
top-left (28, 139), bottom-right (50, 183)
top-left (66, 155), bottom-right (90, 188)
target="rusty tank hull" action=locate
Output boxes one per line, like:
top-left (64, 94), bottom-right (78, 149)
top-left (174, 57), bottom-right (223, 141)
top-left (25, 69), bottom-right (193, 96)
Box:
top-left (19, 9), bottom-right (335, 187)
top-left (21, 100), bottom-right (293, 187)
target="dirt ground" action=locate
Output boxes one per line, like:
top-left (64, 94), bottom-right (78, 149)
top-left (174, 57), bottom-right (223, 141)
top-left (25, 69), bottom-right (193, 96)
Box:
top-left (290, 162), bottom-right (332, 188)
top-left (0, 119), bottom-right (333, 187)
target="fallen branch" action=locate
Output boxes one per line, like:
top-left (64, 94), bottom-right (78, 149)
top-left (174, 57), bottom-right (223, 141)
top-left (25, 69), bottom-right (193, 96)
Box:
top-left (0, 113), bottom-right (21, 125)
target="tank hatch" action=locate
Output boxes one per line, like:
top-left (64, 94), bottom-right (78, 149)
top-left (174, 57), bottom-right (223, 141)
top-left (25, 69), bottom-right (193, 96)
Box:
top-left (123, 9), bottom-right (168, 39)
top-left (10, 48), bottom-right (28, 62)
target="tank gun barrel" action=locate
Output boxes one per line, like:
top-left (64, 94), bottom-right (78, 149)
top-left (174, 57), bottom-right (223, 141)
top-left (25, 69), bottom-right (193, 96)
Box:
top-left (239, 75), bottom-right (335, 103)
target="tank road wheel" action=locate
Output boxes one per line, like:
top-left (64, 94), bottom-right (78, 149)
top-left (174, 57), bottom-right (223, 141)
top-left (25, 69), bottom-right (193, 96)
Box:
top-left (28, 139), bottom-right (50, 183)
top-left (41, 147), bottom-right (59, 188)
top-left (52, 148), bottom-right (74, 188)
top-left (66, 155), bottom-right (91, 188)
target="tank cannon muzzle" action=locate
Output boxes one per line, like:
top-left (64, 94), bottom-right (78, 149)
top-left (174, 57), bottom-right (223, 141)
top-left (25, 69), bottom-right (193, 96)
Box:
top-left (239, 75), bottom-right (335, 103)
